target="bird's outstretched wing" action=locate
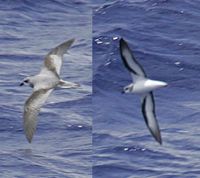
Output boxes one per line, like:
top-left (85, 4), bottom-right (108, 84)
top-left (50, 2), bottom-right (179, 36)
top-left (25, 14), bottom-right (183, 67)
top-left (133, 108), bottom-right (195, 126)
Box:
top-left (119, 38), bottom-right (147, 80)
top-left (23, 89), bottom-right (53, 143)
top-left (141, 92), bottom-right (162, 144)
top-left (40, 38), bottom-right (75, 76)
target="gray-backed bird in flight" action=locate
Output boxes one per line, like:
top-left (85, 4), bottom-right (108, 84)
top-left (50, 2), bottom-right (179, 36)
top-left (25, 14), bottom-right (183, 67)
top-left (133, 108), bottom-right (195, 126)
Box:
top-left (20, 39), bottom-right (79, 143)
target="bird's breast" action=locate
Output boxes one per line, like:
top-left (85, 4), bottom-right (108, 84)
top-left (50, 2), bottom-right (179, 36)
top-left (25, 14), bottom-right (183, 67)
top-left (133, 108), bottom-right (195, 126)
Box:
top-left (33, 74), bottom-right (59, 91)
top-left (133, 79), bottom-right (167, 94)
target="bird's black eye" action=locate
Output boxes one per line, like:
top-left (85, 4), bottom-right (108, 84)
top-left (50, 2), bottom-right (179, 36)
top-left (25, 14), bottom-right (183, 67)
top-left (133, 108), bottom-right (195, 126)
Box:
top-left (24, 79), bottom-right (29, 83)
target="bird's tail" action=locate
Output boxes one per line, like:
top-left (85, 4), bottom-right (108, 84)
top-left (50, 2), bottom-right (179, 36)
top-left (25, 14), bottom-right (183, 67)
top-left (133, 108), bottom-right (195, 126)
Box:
top-left (57, 79), bottom-right (80, 89)
top-left (48, 38), bottom-right (75, 57)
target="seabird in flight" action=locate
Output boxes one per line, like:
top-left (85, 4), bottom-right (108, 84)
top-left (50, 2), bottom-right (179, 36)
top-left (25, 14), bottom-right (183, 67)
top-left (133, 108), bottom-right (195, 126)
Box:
top-left (20, 39), bottom-right (79, 143)
top-left (119, 38), bottom-right (167, 144)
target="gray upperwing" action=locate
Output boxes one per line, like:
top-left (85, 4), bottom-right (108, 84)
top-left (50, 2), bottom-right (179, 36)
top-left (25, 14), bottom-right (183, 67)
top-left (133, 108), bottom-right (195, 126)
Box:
top-left (120, 38), bottom-right (147, 81)
top-left (141, 92), bottom-right (162, 144)
top-left (41, 38), bottom-right (75, 76)
top-left (47, 38), bottom-right (75, 57)
top-left (23, 89), bottom-right (53, 143)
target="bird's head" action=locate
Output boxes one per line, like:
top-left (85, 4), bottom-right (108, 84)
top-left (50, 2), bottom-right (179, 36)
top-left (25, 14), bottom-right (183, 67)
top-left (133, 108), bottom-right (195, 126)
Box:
top-left (20, 77), bottom-right (33, 88)
top-left (122, 83), bottom-right (134, 94)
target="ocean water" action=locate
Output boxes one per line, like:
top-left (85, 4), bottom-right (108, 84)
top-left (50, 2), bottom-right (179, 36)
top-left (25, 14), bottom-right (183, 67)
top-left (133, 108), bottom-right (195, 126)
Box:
top-left (0, 0), bottom-right (92, 178)
top-left (93, 0), bottom-right (200, 178)
top-left (1, 0), bottom-right (200, 178)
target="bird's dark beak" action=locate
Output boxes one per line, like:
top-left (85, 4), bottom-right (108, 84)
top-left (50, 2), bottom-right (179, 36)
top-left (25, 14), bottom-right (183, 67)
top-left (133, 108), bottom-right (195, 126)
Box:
top-left (121, 90), bottom-right (125, 94)
top-left (20, 82), bottom-right (24, 86)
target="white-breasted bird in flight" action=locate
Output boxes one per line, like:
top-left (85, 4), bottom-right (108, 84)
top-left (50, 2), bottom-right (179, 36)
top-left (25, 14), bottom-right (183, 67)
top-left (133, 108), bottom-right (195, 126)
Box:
top-left (119, 38), bottom-right (167, 144)
top-left (20, 39), bottom-right (79, 143)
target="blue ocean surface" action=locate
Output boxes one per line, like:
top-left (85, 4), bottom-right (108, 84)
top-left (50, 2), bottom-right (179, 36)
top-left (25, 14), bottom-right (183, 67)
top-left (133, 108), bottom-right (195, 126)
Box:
top-left (93, 0), bottom-right (200, 178)
top-left (0, 0), bottom-right (91, 177)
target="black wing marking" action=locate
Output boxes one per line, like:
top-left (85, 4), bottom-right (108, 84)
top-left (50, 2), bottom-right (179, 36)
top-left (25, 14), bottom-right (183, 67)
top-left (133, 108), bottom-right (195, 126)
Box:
top-left (119, 38), bottom-right (147, 77)
top-left (141, 92), bottom-right (162, 144)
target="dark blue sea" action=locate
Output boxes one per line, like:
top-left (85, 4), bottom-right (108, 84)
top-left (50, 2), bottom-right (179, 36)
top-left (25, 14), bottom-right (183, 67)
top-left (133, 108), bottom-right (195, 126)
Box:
top-left (0, 0), bottom-right (92, 177)
top-left (1, 0), bottom-right (200, 177)
top-left (93, 0), bottom-right (200, 178)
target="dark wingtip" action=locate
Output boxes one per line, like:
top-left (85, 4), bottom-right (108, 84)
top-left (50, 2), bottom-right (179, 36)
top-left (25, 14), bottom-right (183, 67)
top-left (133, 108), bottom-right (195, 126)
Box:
top-left (119, 38), bottom-right (126, 47)
top-left (119, 38), bottom-right (125, 54)
top-left (119, 38), bottom-right (124, 43)
top-left (119, 38), bottom-right (130, 55)
top-left (48, 38), bottom-right (75, 56)
top-left (152, 129), bottom-right (162, 145)
top-left (156, 134), bottom-right (162, 145)
top-left (26, 137), bottom-right (32, 144)
top-left (147, 125), bottom-right (162, 145)
top-left (27, 138), bottom-right (32, 144)
top-left (67, 38), bottom-right (75, 46)
top-left (62, 38), bottom-right (75, 51)
top-left (26, 135), bottom-right (32, 143)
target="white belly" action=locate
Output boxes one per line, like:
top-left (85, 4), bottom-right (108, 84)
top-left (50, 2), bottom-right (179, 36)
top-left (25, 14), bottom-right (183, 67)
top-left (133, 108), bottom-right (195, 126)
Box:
top-left (33, 74), bottom-right (59, 91)
top-left (133, 79), bottom-right (167, 94)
